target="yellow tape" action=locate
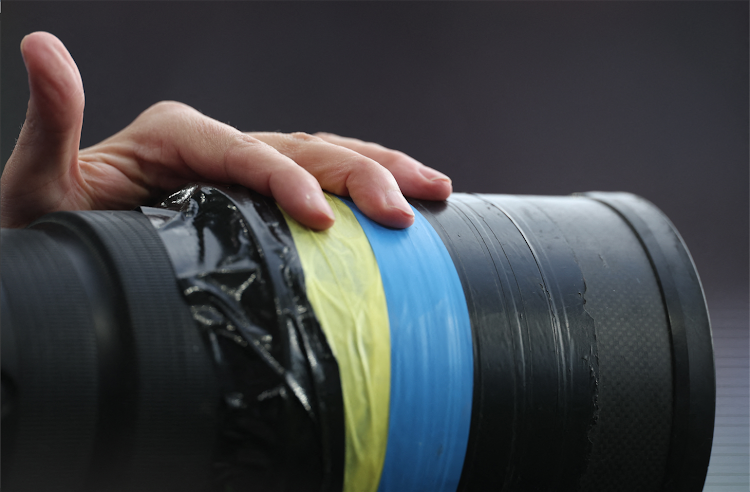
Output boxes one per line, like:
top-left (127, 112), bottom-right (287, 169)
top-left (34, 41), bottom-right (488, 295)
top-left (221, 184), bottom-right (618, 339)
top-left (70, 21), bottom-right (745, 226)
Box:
top-left (280, 195), bottom-right (390, 492)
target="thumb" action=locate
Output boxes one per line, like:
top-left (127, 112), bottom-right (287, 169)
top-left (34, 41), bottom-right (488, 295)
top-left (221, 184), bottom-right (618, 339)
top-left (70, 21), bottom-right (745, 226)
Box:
top-left (1, 32), bottom-right (85, 227)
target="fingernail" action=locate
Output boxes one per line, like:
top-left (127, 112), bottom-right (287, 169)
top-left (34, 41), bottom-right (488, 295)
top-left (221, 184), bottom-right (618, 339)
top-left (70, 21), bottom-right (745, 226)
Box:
top-left (419, 166), bottom-right (452, 183)
top-left (310, 193), bottom-right (335, 222)
top-left (386, 190), bottom-right (414, 217)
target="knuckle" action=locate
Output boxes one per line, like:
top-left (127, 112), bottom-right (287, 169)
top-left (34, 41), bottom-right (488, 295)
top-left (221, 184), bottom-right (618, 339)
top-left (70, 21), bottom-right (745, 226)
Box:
top-left (236, 132), bottom-right (262, 145)
top-left (345, 154), bottom-right (391, 178)
top-left (376, 148), bottom-right (409, 166)
top-left (142, 100), bottom-right (194, 118)
top-left (127, 101), bottom-right (200, 140)
top-left (222, 134), bottom-right (271, 180)
top-left (288, 131), bottom-right (324, 144)
top-left (225, 133), bottom-right (265, 158)
top-left (270, 132), bottom-right (326, 157)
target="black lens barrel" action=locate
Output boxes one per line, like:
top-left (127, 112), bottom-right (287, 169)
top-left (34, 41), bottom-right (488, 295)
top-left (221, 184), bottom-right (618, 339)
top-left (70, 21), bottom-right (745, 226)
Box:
top-left (2, 211), bottom-right (217, 492)
top-left (414, 193), bottom-right (715, 492)
top-left (0, 190), bottom-right (715, 492)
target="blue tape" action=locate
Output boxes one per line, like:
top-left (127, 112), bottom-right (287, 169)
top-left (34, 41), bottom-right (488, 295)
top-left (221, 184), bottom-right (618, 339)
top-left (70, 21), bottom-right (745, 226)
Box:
top-left (342, 198), bottom-right (473, 492)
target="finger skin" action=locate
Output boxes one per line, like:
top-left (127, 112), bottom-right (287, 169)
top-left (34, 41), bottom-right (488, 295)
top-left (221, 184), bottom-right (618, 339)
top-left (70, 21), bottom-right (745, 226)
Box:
top-left (104, 102), bottom-right (337, 230)
top-left (314, 132), bottom-right (453, 201)
top-left (1, 43), bottom-right (336, 229)
top-left (1, 32), bottom-right (448, 231)
top-left (249, 132), bottom-right (416, 228)
top-left (1, 32), bottom-right (86, 228)
top-left (0, 33), bottom-right (335, 230)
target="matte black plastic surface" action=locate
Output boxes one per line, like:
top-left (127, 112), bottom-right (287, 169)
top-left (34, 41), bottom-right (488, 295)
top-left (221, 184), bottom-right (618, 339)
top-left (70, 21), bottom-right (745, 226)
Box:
top-left (413, 192), bottom-right (713, 492)
top-left (583, 192), bottom-right (715, 492)
top-left (1, 211), bottom-right (217, 492)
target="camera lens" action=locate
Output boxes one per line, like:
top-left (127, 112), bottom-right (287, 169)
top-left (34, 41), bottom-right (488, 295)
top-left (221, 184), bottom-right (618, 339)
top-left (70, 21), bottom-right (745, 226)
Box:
top-left (1, 185), bottom-right (715, 492)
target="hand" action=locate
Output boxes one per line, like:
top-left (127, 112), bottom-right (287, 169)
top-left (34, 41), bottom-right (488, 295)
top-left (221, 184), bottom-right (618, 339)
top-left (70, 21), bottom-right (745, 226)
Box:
top-left (1, 32), bottom-right (452, 230)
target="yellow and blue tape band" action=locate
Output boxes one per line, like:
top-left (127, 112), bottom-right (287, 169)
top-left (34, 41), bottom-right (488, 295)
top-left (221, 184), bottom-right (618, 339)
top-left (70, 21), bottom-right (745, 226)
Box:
top-left (282, 194), bottom-right (473, 492)
top-left (281, 195), bottom-right (391, 492)
top-left (341, 197), bottom-right (473, 492)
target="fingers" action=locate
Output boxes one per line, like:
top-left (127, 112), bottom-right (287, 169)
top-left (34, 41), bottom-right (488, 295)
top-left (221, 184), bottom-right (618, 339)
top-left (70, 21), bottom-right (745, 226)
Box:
top-left (111, 102), bottom-right (336, 230)
top-left (314, 132), bottom-right (452, 201)
top-left (1, 32), bottom-right (86, 227)
top-left (249, 132), bottom-right (417, 228)
top-left (0, 31), bottom-right (449, 232)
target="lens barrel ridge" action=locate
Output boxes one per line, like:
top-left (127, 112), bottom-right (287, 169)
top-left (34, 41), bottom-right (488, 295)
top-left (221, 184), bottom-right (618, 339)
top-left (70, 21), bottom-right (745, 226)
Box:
top-left (581, 192), bottom-right (716, 492)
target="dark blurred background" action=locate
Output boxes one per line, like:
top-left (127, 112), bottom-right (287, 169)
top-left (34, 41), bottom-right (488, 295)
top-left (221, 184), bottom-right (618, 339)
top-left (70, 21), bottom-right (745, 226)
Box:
top-left (2, 2), bottom-right (748, 488)
top-left (2, 2), bottom-right (747, 306)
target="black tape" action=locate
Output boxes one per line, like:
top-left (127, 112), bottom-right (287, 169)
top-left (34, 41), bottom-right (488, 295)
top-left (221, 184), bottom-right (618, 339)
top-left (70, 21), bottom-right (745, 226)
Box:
top-left (473, 195), bottom-right (599, 489)
top-left (144, 184), bottom-right (344, 492)
top-left (413, 194), bottom-right (598, 491)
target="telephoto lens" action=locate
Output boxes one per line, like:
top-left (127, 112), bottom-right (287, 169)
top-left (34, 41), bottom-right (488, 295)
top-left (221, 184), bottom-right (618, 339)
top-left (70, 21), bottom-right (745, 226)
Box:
top-left (1, 184), bottom-right (715, 492)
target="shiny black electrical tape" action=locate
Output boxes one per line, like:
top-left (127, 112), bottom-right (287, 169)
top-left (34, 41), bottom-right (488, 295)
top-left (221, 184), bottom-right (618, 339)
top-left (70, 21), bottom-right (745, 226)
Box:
top-left (582, 192), bottom-right (715, 492)
top-left (1, 211), bottom-right (217, 492)
top-left (147, 184), bottom-right (345, 492)
top-left (414, 195), bottom-right (598, 491)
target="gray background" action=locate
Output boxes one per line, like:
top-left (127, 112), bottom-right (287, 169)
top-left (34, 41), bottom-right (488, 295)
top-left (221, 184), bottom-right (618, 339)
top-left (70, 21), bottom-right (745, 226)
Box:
top-left (2, 2), bottom-right (748, 489)
top-left (2, 1), bottom-right (748, 302)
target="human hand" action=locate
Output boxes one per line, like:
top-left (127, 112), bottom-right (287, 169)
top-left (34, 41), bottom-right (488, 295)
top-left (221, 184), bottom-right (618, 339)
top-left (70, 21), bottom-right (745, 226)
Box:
top-left (0, 32), bottom-right (452, 230)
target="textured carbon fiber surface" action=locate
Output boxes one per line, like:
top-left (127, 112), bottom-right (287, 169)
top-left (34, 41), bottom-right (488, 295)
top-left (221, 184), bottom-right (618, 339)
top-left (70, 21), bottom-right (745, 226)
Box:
top-left (500, 196), bottom-right (674, 491)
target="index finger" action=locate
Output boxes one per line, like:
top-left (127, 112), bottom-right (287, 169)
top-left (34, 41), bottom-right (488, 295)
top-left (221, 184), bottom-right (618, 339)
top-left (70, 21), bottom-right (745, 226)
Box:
top-left (248, 131), bottom-right (416, 228)
top-left (314, 133), bottom-right (453, 201)
top-left (109, 102), bottom-right (336, 229)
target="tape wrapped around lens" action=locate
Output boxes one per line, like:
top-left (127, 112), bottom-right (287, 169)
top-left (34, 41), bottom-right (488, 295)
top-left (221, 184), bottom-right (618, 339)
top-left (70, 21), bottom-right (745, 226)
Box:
top-left (282, 195), bottom-right (474, 492)
top-left (141, 185), bottom-right (714, 492)
top-left (144, 185), bottom-right (345, 492)
top-left (143, 185), bottom-right (475, 492)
